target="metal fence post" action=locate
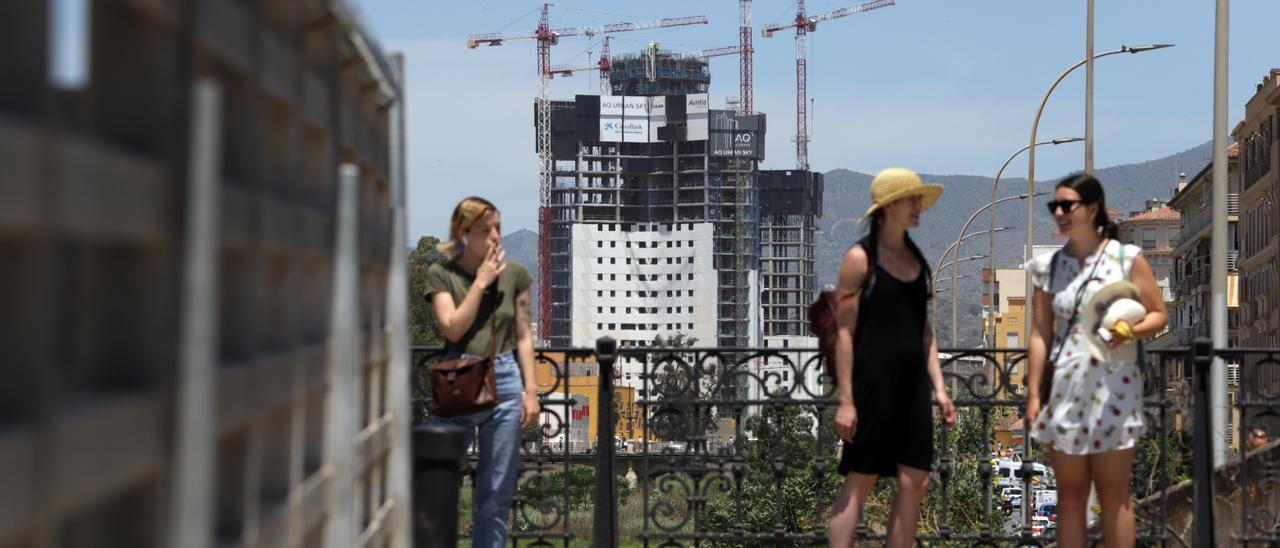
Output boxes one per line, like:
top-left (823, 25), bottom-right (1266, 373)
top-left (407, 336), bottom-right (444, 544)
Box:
top-left (1191, 337), bottom-right (1216, 547)
top-left (593, 337), bottom-right (619, 548)
top-left (414, 425), bottom-right (465, 548)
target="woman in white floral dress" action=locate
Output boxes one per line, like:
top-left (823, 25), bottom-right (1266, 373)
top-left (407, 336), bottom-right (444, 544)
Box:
top-left (1024, 174), bottom-right (1167, 548)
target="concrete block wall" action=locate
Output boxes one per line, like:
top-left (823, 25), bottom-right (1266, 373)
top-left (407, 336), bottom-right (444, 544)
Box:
top-left (0, 1), bottom-right (410, 547)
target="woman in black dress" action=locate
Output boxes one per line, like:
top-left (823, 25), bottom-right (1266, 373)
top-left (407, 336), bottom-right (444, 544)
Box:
top-left (828, 168), bottom-right (958, 548)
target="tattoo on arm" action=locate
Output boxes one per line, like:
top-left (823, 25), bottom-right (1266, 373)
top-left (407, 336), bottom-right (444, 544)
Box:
top-left (517, 293), bottom-right (531, 326)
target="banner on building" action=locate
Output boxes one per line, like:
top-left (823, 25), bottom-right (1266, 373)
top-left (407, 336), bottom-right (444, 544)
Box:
top-left (708, 110), bottom-right (765, 159)
top-left (594, 94), bottom-right (709, 143)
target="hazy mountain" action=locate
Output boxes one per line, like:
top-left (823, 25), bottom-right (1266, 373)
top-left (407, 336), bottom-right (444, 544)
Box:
top-left (502, 228), bottom-right (540, 313)
top-left (816, 141), bottom-right (1214, 346)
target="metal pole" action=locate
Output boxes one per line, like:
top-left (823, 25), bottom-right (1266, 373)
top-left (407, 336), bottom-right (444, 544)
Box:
top-left (1191, 338), bottom-right (1217, 547)
top-left (1025, 47), bottom-right (1152, 342)
top-left (593, 337), bottom-right (619, 547)
top-left (387, 54), bottom-right (414, 548)
top-left (1210, 0), bottom-right (1230, 469)
top-left (414, 426), bottom-right (464, 548)
top-left (950, 194), bottom-right (1035, 346)
top-left (325, 164), bottom-right (361, 548)
top-left (169, 79), bottom-right (222, 548)
top-left (989, 139), bottom-right (1082, 346)
top-left (1085, 0), bottom-right (1095, 174)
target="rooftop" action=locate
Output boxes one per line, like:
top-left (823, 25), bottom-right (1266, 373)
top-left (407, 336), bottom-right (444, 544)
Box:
top-left (1122, 207), bottom-right (1181, 223)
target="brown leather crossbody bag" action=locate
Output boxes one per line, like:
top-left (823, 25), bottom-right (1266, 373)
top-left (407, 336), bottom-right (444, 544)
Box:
top-left (429, 316), bottom-right (498, 418)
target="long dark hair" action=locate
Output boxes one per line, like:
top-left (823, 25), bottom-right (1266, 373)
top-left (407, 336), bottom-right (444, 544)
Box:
top-left (1056, 174), bottom-right (1118, 239)
top-left (861, 210), bottom-right (932, 298)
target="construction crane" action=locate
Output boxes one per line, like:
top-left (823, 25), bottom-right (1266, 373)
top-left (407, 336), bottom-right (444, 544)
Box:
top-left (552, 1), bottom-right (753, 111)
top-left (739, 0), bottom-right (753, 115)
top-left (546, 37), bottom-right (613, 94)
top-left (467, 5), bottom-right (708, 345)
top-left (762, 0), bottom-right (893, 170)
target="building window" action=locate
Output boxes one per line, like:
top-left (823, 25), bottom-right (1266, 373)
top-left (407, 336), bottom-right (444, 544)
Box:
top-left (597, 258), bottom-right (603, 264)
top-left (1143, 228), bottom-right (1157, 249)
top-left (597, 274), bottom-right (603, 281)
top-left (1006, 333), bottom-right (1019, 347)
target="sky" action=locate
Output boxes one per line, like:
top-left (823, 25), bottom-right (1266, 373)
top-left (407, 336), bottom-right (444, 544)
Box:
top-left (344, 0), bottom-right (1280, 238)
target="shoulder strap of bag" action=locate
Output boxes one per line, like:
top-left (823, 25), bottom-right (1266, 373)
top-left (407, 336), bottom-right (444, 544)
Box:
top-left (856, 241), bottom-right (876, 301)
top-left (1047, 239), bottom-right (1108, 364)
top-left (486, 313), bottom-right (497, 358)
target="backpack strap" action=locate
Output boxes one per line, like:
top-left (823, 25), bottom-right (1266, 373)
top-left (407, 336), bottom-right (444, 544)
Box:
top-left (856, 241), bottom-right (877, 300)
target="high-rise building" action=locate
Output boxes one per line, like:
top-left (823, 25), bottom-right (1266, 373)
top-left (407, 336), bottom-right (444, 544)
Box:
top-left (542, 49), bottom-right (767, 388)
top-left (759, 169), bottom-right (824, 338)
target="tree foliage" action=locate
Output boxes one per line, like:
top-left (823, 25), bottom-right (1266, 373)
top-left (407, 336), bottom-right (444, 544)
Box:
top-left (647, 334), bottom-right (718, 443)
top-left (409, 235), bottom-right (446, 346)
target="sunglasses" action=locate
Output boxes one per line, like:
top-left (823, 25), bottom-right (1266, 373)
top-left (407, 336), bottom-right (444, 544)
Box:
top-left (1046, 199), bottom-right (1090, 214)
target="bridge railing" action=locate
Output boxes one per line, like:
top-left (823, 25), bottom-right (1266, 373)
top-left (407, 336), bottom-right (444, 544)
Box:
top-left (412, 340), bottom-right (1279, 546)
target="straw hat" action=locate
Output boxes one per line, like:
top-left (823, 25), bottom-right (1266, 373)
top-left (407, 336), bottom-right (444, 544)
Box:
top-left (858, 167), bottom-right (945, 223)
top-left (1081, 280), bottom-right (1147, 363)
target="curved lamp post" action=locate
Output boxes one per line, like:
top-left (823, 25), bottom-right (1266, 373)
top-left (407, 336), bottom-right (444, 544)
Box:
top-left (1023, 44), bottom-right (1173, 342)
top-left (987, 138), bottom-right (1082, 345)
top-left (937, 192), bottom-right (1045, 344)
top-left (931, 252), bottom-right (986, 340)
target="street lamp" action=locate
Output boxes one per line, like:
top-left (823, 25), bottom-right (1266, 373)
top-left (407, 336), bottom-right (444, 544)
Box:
top-left (931, 252), bottom-right (986, 341)
top-left (988, 139), bottom-right (1082, 346)
top-left (1024, 44), bottom-right (1174, 342)
top-left (938, 193), bottom-right (1047, 345)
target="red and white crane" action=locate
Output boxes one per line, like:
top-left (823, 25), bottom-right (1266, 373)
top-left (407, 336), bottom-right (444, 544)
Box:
top-left (762, 0), bottom-right (893, 170)
top-left (467, 5), bottom-right (708, 344)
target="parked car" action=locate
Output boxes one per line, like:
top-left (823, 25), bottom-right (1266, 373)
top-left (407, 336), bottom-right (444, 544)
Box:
top-left (999, 487), bottom-right (1023, 502)
top-left (1035, 502), bottom-right (1057, 523)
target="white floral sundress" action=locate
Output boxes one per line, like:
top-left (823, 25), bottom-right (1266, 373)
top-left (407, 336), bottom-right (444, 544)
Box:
top-left (1025, 240), bottom-right (1147, 454)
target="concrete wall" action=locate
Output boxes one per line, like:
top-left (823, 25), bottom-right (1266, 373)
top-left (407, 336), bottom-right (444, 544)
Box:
top-left (0, 2), bottom-right (409, 547)
top-left (570, 222), bottom-right (718, 389)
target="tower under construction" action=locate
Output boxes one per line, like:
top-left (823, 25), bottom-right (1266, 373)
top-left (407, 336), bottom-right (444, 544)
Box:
top-left (540, 49), bottom-right (765, 376)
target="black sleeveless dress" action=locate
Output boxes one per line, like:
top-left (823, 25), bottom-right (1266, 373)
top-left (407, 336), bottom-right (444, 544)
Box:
top-left (837, 246), bottom-right (934, 477)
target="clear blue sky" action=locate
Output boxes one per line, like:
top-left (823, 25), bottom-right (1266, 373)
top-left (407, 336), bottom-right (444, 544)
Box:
top-left (347, 0), bottom-right (1280, 238)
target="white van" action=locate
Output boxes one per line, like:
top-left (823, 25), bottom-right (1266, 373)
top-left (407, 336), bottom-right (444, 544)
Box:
top-left (995, 459), bottom-right (1049, 489)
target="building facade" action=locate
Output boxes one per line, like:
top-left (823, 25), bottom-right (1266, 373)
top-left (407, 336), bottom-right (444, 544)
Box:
top-left (1168, 156), bottom-right (1242, 348)
top-left (1117, 201), bottom-right (1181, 346)
top-left (1, 2), bottom-right (410, 546)
top-left (759, 169), bottom-right (823, 338)
top-left (1234, 69), bottom-right (1280, 351)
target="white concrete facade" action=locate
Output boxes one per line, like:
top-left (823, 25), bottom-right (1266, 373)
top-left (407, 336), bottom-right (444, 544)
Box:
top-left (758, 335), bottom-right (824, 401)
top-left (571, 222), bottom-right (719, 387)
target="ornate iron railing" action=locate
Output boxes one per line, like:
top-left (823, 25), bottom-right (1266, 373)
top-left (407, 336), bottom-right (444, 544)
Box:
top-left (412, 341), bottom-right (1280, 546)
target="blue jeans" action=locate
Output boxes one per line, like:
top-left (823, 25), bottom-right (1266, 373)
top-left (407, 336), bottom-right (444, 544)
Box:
top-left (430, 351), bottom-right (525, 547)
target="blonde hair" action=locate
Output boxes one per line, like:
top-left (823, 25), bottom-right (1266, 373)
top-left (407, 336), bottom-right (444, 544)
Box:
top-left (438, 196), bottom-right (498, 258)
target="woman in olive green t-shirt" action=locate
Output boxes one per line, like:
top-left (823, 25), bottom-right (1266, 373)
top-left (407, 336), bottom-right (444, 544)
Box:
top-left (424, 197), bottom-right (538, 547)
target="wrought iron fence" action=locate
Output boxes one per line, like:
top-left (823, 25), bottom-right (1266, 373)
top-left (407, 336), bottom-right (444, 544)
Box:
top-left (412, 341), bottom-right (1280, 546)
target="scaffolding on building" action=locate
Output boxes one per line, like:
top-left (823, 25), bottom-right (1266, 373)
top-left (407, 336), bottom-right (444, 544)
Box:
top-left (608, 47), bottom-right (711, 96)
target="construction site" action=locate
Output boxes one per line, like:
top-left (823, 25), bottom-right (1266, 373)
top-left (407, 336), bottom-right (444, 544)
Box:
top-left (467, 1), bottom-right (857, 382)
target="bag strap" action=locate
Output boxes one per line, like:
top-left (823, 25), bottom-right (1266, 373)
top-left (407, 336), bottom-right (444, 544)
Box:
top-left (1047, 240), bottom-right (1108, 365)
top-left (486, 312), bottom-right (497, 358)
